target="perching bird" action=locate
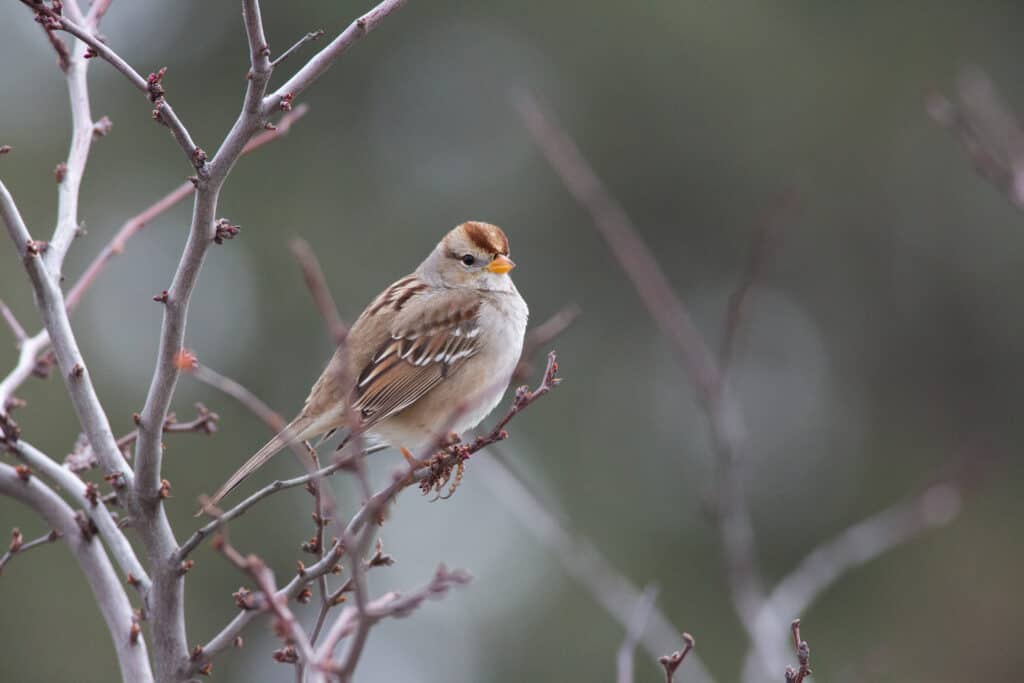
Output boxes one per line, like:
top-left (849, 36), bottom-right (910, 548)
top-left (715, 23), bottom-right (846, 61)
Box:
top-left (205, 221), bottom-right (529, 509)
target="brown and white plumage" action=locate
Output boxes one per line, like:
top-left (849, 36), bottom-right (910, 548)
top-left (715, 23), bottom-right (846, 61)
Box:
top-left (205, 221), bottom-right (528, 508)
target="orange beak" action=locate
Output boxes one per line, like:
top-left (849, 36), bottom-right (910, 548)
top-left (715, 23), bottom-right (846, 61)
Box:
top-left (486, 254), bottom-right (516, 274)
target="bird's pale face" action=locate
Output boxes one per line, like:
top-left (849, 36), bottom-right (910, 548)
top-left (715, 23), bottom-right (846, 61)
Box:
top-left (420, 221), bottom-right (517, 292)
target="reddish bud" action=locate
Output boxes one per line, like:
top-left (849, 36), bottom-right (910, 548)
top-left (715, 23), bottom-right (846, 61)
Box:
top-left (129, 620), bottom-right (141, 645)
top-left (92, 116), bottom-right (113, 138)
top-left (173, 349), bottom-right (198, 372)
top-left (54, 163), bottom-right (67, 183)
top-left (84, 481), bottom-right (99, 506)
top-left (9, 528), bottom-right (24, 553)
top-left (233, 587), bottom-right (257, 610)
top-left (213, 218), bottom-right (240, 245)
top-left (146, 67), bottom-right (167, 102)
top-left (14, 465), bottom-right (31, 482)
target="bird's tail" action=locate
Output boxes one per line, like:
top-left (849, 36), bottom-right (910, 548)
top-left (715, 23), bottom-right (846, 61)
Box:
top-left (199, 416), bottom-right (318, 515)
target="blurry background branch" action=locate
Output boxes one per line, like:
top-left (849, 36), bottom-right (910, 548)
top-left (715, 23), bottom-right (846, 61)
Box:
top-left (929, 68), bottom-right (1024, 209)
top-left (518, 91), bottom-right (972, 682)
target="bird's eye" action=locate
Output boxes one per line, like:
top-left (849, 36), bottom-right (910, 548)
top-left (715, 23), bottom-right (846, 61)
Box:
top-left (461, 254), bottom-right (476, 266)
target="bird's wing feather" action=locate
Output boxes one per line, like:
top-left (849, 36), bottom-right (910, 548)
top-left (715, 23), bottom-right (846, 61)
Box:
top-left (354, 289), bottom-right (483, 428)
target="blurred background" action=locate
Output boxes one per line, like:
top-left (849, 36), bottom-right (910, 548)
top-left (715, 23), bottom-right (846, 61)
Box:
top-left (1, 1), bottom-right (1023, 681)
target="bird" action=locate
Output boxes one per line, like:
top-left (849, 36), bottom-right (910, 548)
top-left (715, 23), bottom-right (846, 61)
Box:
top-left (204, 221), bottom-right (529, 509)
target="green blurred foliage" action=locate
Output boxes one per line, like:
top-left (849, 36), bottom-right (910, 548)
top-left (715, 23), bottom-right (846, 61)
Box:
top-left (1, 1), bottom-right (1023, 681)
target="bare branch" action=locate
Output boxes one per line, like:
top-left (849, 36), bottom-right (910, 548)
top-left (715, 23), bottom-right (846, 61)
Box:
top-left (191, 364), bottom-right (286, 433)
top-left (741, 478), bottom-right (961, 679)
top-left (0, 299), bottom-right (27, 344)
top-left (0, 332), bottom-right (49, 430)
top-left (0, 527), bottom-right (61, 575)
top-left (264, 0), bottom-right (408, 113)
top-left (176, 443), bottom-right (386, 561)
top-left (516, 91), bottom-right (721, 402)
top-left (45, 13), bottom-right (97, 272)
top-left (929, 68), bottom-right (1024, 209)
top-left (212, 532), bottom-right (317, 667)
top-left (0, 462), bottom-right (153, 683)
top-left (0, 182), bottom-right (133, 485)
top-left (241, 0), bottom-right (272, 115)
top-left (187, 358), bottom-right (559, 676)
top-left (21, 5), bottom-right (204, 171)
top-left (189, 538), bottom-right (347, 675)
top-left (616, 585), bottom-right (659, 683)
top-left (477, 449), bottom-right (715, 683)
top-left (314, 565), bottom-right (471, 680)
top-left (719, 191), bottom-right (796, 372)
top-left (9, 438), bottom-right (152, 596)
top-left (85, 0), bottom-right (114, 29)
top-left (517, 90), bottom-right (765, 644)
top-left (290, 237), bottom-right (349, 345)
top-left (513, 304), bottom-right (581, 382)
top-left (65, 104), bottom-right (309, 314)
top-left (66, 403), bottom-right (219, 472)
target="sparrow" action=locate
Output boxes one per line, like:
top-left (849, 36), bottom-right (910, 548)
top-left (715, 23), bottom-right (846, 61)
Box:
top-left (206, 221), bottom-right (529, 507)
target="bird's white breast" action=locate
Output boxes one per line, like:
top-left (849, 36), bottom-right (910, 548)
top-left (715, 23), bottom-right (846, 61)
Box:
top-left (451, 289), bottom-right (529, 434)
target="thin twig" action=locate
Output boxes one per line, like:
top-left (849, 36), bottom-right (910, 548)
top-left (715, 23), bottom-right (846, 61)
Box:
top-left (189, 538), bottom-right (347, 676)
top-left (21, 3), bottom-right (202, 170)
top-left (290, 237), bottom-right (349, 345)
top-left (212, 532), bottom-right (317, 667)
top-left (0, 300), bottom-right (27, 344)
top-left (191, 364), bottom-right (285, 433)
top-left (719, 191), bottom-right (796, 372)
top-left (513, 303), bottom-right (580, 382)
top-left (65, 403), bottom-right (219, 471)
top-left (784, 620), bottom-right (812, 683)
top-left (176, 444), bottom-right (386, 562)
top-left (741, 477), bottom-right (962, 679)
top-left (66, 104), bottom-right (307, 315)
top-left (263, 0), bottom-right (408, 113)
top-left (517, 91), bottom-right (765, 640)
top-left (314, 565), bottom-right (471, 681)
top-left (0, 527), bottom-right (61, 575)
top-left (515, 91), bottom-right (721, 402)
top-left (659, 633), bottom-right (696, 683)
top-left (476, 448), bottom-right (715, 683)
top-left (272, 30), bottom-right (326, 68)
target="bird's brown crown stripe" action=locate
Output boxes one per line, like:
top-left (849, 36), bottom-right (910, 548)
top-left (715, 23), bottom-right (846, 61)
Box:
top-left (462, 222), bottom-right (509, 255)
